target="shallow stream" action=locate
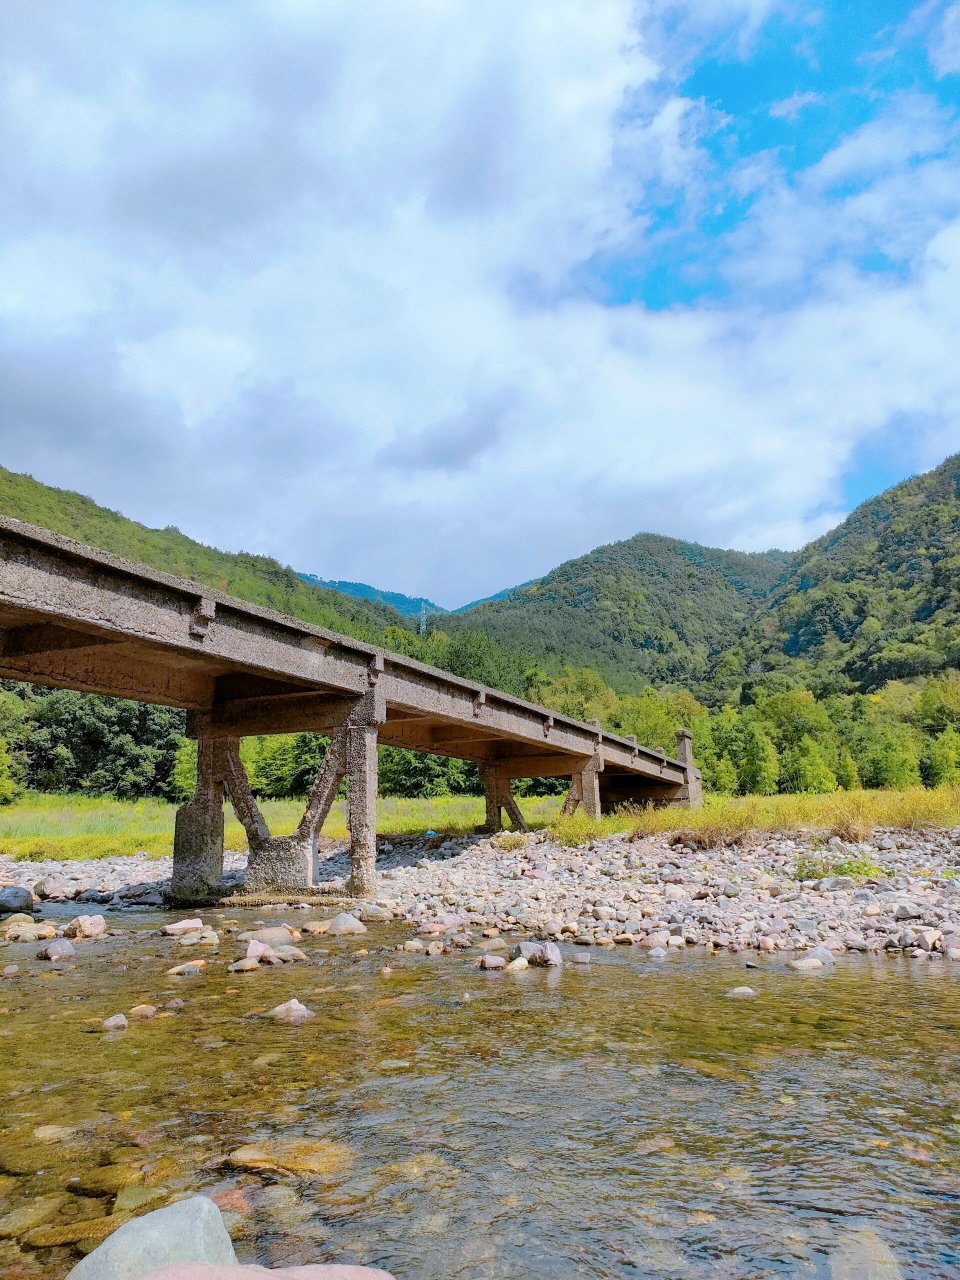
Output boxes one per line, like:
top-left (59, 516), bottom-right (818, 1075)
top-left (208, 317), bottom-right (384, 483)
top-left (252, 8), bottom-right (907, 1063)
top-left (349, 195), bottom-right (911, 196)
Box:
top-left (1, 908), bottom-right (959, 1278)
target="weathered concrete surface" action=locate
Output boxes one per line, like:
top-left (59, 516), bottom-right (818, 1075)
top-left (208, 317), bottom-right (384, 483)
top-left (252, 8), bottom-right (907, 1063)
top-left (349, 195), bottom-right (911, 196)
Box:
top-left (0, 517), bottom-right (702, 903)
top-left (170, 741), bottom-right (226, 904)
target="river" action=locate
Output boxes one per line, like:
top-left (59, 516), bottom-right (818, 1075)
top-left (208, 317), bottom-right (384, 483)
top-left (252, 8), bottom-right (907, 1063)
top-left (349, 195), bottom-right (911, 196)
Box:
top-left (1, 908), bottom-right (959, 1278)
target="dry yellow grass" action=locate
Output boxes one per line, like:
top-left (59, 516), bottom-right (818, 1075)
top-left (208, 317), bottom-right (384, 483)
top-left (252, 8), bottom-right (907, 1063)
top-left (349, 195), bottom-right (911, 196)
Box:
top-left (548, 785), bottom-right (960, 847)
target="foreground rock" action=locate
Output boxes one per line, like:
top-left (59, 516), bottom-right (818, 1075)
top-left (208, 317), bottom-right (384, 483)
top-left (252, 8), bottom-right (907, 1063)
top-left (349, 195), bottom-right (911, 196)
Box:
top-left (143, 1269), bottom-right (396, 1279)
top-left (142, 1269), bottom-right (395, 1278)
top-left (66, 1196), bottom-right (237, 1279)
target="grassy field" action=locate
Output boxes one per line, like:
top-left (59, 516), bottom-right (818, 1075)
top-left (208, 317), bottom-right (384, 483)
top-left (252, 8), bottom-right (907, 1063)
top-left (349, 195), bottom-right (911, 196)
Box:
top-left (0, 792), bottom-right (562, 861)
top-left (0, 786), bottom-right (957, 862)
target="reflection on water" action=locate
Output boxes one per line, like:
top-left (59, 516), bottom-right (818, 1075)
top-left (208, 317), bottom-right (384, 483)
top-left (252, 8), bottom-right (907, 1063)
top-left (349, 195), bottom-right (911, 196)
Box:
top-left (1, 909), bottom-right (960, 1279)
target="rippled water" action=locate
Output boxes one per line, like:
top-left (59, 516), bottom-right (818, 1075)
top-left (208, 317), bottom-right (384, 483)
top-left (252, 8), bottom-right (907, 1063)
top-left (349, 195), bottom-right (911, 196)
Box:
top-left (2, 908), bottom-right (960, 1279)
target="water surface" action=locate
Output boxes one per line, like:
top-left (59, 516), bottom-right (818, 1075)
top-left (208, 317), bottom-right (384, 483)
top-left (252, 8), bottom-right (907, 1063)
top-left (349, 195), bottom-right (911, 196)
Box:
top-left (1, 910), bottom-right (959, 1278)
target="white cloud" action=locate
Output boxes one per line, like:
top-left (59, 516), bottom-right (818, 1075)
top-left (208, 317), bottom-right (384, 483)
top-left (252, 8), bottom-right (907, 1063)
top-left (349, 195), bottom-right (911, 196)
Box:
top-left (0, 0), bottom-right (958, 606)
top-left (769, 91), bottom-right (823, 121)
top-left (929, 1), bottom-right (960, 74)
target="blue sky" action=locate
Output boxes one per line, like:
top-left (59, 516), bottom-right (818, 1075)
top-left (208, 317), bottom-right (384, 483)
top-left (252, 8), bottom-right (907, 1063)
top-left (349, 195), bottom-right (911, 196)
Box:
top-left (0, 0), bottom-right (959, 603)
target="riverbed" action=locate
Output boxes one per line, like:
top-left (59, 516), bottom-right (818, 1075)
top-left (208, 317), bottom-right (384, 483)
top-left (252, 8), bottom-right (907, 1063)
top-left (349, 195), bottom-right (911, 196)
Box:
top-left (1, 906), bottom-right (959, 1279)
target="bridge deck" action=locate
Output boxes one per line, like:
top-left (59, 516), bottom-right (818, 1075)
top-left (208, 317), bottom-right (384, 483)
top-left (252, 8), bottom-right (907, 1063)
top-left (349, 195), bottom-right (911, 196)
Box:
top-left (0, 515), bottom-right (697, 793)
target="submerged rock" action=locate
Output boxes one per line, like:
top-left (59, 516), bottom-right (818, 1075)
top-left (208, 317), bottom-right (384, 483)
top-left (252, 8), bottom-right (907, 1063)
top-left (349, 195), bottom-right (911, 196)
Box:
top-left (0, 1192), bottom-right (70, 1239)
top-left (828, 1227), bottom-right (903, 1279)
top-left (227, 1137), bottom-right (354, 1178)
top-left (65, 1194), bottom-right (237, 1279)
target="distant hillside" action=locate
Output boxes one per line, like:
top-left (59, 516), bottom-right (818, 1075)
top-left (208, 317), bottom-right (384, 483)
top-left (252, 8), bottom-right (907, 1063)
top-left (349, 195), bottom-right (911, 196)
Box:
top-left (728, 452), bottom-right (960, 694)
top-left (0, 468), bottom-right (407, 644)
top-left (444, 533), bottom-right (795, 690)
top-left (298, 574), bottom-right (446, 620)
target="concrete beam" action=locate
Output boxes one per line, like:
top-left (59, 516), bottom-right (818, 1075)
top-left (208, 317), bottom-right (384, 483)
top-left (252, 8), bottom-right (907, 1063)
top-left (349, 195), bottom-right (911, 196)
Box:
top-left (188, 692), bottom-right (364, 739)
top-left (0, 644), bottom-right (215, 709)
top-left (491, 752), bottom-right (596, 779)
top-left (1, 623), bottom-right (124, 660)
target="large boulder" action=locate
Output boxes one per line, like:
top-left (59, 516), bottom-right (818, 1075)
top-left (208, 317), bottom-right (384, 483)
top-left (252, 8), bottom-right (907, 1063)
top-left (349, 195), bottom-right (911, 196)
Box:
top-left (65, 1196), bottom-right (237, 1280)
top-left (0, 885), bottom-right (34, 916)
top-left (326, 913), bottom-right (367, 937)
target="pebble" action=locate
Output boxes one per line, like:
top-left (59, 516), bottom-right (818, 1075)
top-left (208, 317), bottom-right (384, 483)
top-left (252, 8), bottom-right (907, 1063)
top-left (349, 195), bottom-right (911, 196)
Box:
top-left (101, 1013), bottom-right (128, 1032)
top-left (266, 998), bottom-right (315, 1024)
top-left (725, 986), bottom-right (757, 998)
top-left (4, 823), bottom-right (960, 964)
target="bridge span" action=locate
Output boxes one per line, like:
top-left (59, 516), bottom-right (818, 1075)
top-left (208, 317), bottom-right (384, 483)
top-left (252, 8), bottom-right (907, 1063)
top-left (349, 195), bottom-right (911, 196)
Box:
top-left (0, 517), bottom-right (701, 903)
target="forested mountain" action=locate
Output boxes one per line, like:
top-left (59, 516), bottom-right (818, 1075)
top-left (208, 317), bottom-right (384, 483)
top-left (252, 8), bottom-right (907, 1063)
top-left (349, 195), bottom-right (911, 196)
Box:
top-left (722, 452), bottom-right (960, 697)
top-left (298, 573), bottom-right (446, 620)
top-left (445, 534), bottom-right (795, 689)
top-left (0, 458), bottom-right (959, 805)
top-left (0, 467), bottom-right (406, 644)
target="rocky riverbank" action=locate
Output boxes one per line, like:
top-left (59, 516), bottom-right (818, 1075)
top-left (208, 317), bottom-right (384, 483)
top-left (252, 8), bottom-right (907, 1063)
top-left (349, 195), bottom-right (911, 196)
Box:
top-left (3, 824), bottom-right (960, 959)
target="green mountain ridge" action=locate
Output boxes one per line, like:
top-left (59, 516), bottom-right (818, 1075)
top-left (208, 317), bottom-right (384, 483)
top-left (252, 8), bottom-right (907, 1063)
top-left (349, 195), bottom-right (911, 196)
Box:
top-left (726, 451), bottom-right (960, 696)
top-left (1, 454), bottom-right (958, 709)
top-left (447, 533), bottom-right (797, 691)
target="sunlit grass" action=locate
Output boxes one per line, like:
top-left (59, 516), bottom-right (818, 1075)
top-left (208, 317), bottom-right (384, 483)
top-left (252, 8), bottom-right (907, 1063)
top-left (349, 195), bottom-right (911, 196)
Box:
top-left (1, 785), bottom-right (958, 862)
top-left (547, 786), bottom-right (960, 848)
top-left (0, 791), bottom-right (562, 861)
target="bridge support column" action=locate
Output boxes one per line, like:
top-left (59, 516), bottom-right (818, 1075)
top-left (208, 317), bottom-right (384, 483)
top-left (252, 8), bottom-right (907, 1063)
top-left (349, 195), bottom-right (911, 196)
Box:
top-left (479, 766), bottom-right (529, 834)
top-left (346, 720), bottom-right (378, 897)
top-left (560, 758), bottom-right (602, 821)
top-left (675, 728), bottom-right (703, 809)
top-left (171, 739), bottom-right (225, 905)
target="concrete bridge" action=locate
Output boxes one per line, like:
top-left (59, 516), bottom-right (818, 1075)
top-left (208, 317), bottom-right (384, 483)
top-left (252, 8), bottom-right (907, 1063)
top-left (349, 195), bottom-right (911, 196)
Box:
top-left (0, 517), bottom-right (702, 903)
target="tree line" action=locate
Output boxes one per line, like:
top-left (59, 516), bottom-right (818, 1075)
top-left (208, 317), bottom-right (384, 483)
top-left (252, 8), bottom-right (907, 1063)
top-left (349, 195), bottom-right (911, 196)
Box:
top-left (1, 655), bottom-right (958, 805)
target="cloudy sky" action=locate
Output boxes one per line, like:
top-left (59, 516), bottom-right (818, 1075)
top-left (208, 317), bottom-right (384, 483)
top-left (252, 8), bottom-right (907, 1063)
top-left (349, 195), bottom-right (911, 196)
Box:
top-left (2, 0), bottom-right (960, 606)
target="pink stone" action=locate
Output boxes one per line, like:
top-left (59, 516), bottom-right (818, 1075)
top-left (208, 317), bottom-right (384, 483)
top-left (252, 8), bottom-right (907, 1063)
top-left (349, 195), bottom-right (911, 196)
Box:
top-left (141, 1267), bottom-right (396, 1279)
top-left (246, 939), bottom-right (274, 961)
top-left (163, 919), bottom-right (204, 937)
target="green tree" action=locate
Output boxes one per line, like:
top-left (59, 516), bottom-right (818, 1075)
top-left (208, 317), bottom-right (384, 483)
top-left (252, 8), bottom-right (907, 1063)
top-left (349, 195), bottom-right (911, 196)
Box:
top-left (712, 755), bottom-right (738, 795)
top-left (835, 748), bottom-right (860, 791)
top-left (780, 735), bottom-right (837, 794)
top-left (738, 720), bottom-right (780, 795)
top-left (861, 726), bottom-right (922, 790)
top-left (922, 726), bottom-right (960, 787)
top-left (0, 738), bottom-right (22, 805)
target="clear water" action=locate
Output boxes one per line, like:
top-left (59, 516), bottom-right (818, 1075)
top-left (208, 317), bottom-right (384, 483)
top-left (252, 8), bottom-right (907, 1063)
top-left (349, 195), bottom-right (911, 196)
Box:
top-left (2, 910), bottom-right (960, 1279)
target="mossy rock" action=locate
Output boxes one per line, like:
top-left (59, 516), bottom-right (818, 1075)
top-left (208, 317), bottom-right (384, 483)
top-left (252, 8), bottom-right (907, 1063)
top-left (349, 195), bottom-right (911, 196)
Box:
top-left (22, 1213), bottom-right (128, 1248)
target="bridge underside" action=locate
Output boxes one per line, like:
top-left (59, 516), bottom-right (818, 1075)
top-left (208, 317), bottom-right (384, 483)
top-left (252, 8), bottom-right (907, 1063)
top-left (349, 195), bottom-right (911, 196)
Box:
top-left (0, 519), bottom-right (702, 903)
